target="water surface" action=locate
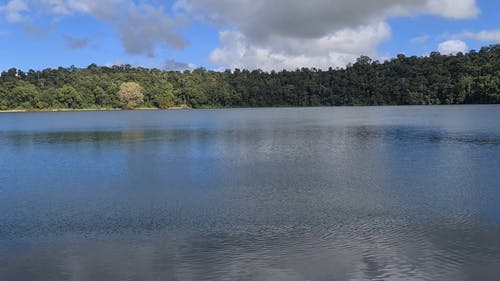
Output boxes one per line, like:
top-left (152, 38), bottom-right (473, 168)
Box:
top-left (1, 106), bottom-right (500, 280)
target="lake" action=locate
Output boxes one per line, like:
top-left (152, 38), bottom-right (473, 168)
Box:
top-left (1, 106), bottom-right (500, 281)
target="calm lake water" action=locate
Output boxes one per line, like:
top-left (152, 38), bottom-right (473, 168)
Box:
top-left (1, 106), bottom-right (500, 281)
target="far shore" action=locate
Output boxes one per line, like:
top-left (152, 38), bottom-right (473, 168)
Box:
top-left (0, 106), bottom-right (190, 113)
top-left (1, 104), bottom-right (498, 113)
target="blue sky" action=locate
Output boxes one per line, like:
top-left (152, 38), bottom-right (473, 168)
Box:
top-left (0, 0), bottom-right (498, 71)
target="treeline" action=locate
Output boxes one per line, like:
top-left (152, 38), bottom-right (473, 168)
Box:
top-left (0, 44), bottom-right (499, 110)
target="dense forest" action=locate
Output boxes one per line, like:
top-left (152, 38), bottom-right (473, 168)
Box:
top-left (0, 44), bottom-right (499, 110)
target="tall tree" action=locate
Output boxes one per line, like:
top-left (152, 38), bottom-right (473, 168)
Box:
top-left (118, 82), bottom-right (144, 109)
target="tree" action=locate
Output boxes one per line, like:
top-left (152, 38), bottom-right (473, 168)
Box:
top-left (152, 82), bottom-right (176, 109)
top-left (93, 86), bottom-right (106, 107)
top-left (154, 93), bottom-right (176, 109)
top-left (0, 44), bottom-right (499, 110)
top-left (9, 81), bottom-right (41, 109)
top-left (118, 82), bottom-right (144, 109)
top-left (56, 85), bottom-right (83, 109)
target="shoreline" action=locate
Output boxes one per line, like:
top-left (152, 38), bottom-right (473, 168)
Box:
top-left (0, 104), bottom-right (498, 113)
top-left (0, 106), bottom-right (189, 113)
top-left (0, 108), bottom-right (129, 113)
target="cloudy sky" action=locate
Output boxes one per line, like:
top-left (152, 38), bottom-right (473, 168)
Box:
top-left (0, 0), bottom-right (498, 71)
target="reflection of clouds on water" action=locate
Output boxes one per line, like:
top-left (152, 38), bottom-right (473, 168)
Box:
top-left (2, 219), bottom-right (499, 281)
top-left (1, 106), bottom-right (500, 280)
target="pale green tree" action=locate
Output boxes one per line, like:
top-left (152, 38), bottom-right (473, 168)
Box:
top-left (118, 82), bottom-right (144, 109)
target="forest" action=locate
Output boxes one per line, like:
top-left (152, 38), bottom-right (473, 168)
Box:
top-left (0, 44), bottom-right (499, 110)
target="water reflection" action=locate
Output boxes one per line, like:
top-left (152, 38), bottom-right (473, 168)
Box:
top-left (2, 221), bottom-right (500, 281)
top-left (1, 106), bottom-right (500, 280)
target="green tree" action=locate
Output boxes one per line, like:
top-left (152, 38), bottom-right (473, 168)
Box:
top-left (10, 81), bottom-right (41, 109)
top-left (56, 85), bottom-right (83, 109)
top-left (152, 82), bottom-right (176, 109)
top-left (0, 88), bottom-right (7, 110)
top-left (118, 82), bottom-right (144, 109)
top-left (93, 86), bottom-right (107, 107)
top-left (0, 44), bottom-right (499, 110)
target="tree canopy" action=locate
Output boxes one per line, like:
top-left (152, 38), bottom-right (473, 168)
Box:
top-left (1, 45), bottom-right (499, 110)
top-left (118, 82), bottom-right (144, 109)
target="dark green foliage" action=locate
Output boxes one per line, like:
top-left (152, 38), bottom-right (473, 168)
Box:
top-left (55, 85), bottom-right (83, 109)
top-left (6, 81), bottom-right (42, 109)
top-left (1, 45), bottom-right (499, 110)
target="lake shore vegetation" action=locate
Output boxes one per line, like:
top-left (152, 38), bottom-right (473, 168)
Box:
top-left (0, 45), bottom-right (498, 111)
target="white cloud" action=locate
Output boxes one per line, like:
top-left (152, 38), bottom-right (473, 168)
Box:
top-left (411, 35), bottom-right (430, 44)
top-left (163, 59), bottom-right (196, 71)
top-left (3, 0), bottom-right (188, 56)
top-left (0, 0), bottom-right (29, 22)
top-left (37, 0), bottom-right (123, 16)
top-left (63, 35), bottom-right (91, 49)
top-left (176, 0), bottom-right (480, 70)
top-left (22, 24), bottom-right (53, 38)
top-left (1, 0), bottom-right (483, 69)
top-left (209, 22), bottom-right (391, 71)
top-left (425, 0), bottom-right (479, 19)
top-left (175, 0), bottom-right (479, 41)
top-left (64, 1), bottom-right (188, 55)
top-left (37, 0), bottom-right (70, 15)
top-left (438, 40), bottom-right (468, 54)
top-left (104, 59), bottom-right (124, 67)
top-left (456, 30), bottom-right (500, 42)
top-left (114, 3), bottom-right (187, 56)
